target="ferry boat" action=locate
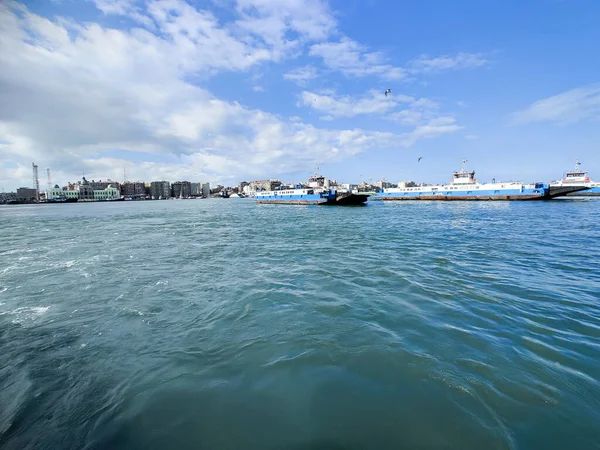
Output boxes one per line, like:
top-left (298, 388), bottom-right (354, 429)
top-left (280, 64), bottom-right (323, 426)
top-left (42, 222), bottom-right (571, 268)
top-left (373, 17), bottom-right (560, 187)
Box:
top-left (550, 161), bottom-right (600, 196)
top-left (378, 159), bottom-right (553, 201)
top-left (255, 172), bottom-right (370, 205)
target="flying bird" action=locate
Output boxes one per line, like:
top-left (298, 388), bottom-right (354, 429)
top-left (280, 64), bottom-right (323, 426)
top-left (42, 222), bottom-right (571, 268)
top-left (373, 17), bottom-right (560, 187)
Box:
top-left (418, 157), bottom-right (423, 162)
top-left (384, 88), bottom-right (391, 97)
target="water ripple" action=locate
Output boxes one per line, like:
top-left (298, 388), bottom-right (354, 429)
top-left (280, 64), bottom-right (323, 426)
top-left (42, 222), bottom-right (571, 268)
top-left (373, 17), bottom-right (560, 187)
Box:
top-left (1, 199), bottom-right (599, 449)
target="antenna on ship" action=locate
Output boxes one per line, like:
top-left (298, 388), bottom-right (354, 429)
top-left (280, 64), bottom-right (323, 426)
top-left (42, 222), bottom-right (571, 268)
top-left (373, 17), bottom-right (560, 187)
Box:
top-left (314, 163), bottom-right (319, 177)
top-left (575, 160), bottom-right (581, 171)
top-left (461, 158), bottom-right (468, 172)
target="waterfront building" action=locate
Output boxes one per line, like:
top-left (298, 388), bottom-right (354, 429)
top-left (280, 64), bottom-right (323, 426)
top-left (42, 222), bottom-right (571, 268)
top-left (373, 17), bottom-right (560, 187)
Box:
top-left (120, 181), bottom-right (145, 196)
top-left (202, 182), bottom-right (210, 197)
top-left (78, 178), bottom-right (94, 200)
top-left (0, 192), bottom-right (17, 203)
top-left (0, 192), bottom-right (17, 204)
top-left (249, 179), bottom-right (281, 192)
top-left (89, 180), bottom-right (119, 191)
top-left (93, 185), bottom-right (120, 201)
top-left (181, 181), bottom-right (192, 198)
top-left (47, 185), bottom-right (79, 200)
top-left (16, 187), bottom-right (38, 202)
top-left (191, 182), bottom-right (209, 197)
top-left (376, 180), bottom-right (394, 189)
top-left (150, 181), bottom-right (171, 199)
top-left (171, 181), bottom-right (182, 198)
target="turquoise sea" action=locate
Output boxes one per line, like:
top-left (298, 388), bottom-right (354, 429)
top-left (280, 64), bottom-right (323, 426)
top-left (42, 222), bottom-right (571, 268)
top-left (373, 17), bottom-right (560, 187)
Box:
top-left (1, 199), bottom-right (599, 449)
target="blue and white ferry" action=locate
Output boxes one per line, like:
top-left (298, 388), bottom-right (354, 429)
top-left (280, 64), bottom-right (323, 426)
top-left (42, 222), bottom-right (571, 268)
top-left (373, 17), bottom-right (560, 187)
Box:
top-left (378, 159), bottom-right (552, 201)
top-left (255, 173), bottom-right (370, 205)
top-left (551, 161), bottom-right (600, 196)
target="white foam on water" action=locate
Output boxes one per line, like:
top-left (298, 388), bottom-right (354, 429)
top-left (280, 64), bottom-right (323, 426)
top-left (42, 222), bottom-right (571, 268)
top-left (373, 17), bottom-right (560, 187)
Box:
top-left (2, 265), bottom-right (17, 274)
top-left (3, 305), bottom-right (51, 324)
top-left (30, 306), bottom-right (50, 315)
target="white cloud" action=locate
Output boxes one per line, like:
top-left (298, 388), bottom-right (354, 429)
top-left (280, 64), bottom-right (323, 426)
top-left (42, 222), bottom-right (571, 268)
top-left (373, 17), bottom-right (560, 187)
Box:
top-left (511, 85), bottom-right (600, 125)
top-left (409, 52), bottom-right (489, 73)
top-left (309, 36), bottom-right (406, 80)
top-left (0, 1), bottom-right (465, 190)
top-left (299, 89), bottom-right (410, 118)
top-left (283, 66), bottom-right (318, 85)
top-left (387, 97), bottom-right (442, 126)
top-left (404, 117), bottom-right (464, 146)
top-left (235, 0), bottom-right (336, 41)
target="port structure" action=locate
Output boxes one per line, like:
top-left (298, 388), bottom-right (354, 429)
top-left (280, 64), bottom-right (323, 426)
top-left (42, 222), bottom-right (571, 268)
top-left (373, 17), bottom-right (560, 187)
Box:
top-left (32, 162), bottom-right (40, 202)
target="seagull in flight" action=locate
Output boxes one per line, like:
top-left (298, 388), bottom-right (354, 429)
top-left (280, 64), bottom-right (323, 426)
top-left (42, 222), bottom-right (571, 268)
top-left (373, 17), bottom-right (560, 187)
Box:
top-left (384, 88), bottom-right (391, 97)
top-left (418, 156), bottom-right (423, 162)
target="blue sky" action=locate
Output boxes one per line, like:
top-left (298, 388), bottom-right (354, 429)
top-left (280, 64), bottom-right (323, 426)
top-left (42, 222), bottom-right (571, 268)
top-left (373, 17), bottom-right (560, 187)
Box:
top-left (1, 0), bottom-right (599, 190)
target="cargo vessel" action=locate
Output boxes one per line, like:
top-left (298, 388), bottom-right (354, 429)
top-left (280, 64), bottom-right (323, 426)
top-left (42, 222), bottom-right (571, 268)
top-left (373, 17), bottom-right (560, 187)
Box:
top-left (255, 172), bottom-right (369, 205)
top-left (377, 160), bottom-right (584, 201)
top-left (550, 161), bottom-right (600, 197)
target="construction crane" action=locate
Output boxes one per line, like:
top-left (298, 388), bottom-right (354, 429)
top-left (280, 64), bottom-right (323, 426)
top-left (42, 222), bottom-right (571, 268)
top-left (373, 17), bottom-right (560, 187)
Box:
top-left (32, 162), bottom-right (39, 202)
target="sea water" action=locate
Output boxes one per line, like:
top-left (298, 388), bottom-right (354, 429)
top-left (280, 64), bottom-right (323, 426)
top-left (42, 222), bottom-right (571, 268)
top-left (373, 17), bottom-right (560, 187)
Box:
top-left (1, 199), bottom-right (599, 449)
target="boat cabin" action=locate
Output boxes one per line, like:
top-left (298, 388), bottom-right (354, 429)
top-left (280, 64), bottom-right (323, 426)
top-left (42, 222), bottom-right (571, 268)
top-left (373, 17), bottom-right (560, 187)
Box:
top-left (562, 161), bottom-right (590, 183)
top-left (451, 159), bottom-right (477, 185)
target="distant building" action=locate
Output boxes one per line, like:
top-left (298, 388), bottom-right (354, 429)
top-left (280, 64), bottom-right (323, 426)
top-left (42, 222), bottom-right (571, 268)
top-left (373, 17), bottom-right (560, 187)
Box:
top-left (16, 187), bottom-right (38, 202)
top-left (0, 192), bottom-right (17, 204)
top-left (249, 179), bottom-right (281, 192)
top-left (398, 181), bottom-right (417, 188)
top-left (171, 181), bottom-right (182, 198)
top-left (120, 181), bottom-right (145, 196)
top-left (376, 180), bottom-right (393, 189)
top-left (201, 182), bottom-right (210, 197)
top-left (181, 181), bottom-right (192, 198)
top-left (89, 179), bottom-right (119, 191)
top-left (93, 184), bottom-right (120, 201)
top-left (150, 181), bottom-right (170, 199)
top-left (339, 183), bottom-right (359, 191)
top-left (78, 177), bottom-right (94, 200)
top-left (47, 185), bottom-right (79, 200)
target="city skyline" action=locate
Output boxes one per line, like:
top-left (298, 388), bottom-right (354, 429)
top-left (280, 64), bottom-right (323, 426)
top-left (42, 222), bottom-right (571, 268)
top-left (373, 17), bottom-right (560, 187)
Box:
top-left (1, 0), bottom-right (599, 191)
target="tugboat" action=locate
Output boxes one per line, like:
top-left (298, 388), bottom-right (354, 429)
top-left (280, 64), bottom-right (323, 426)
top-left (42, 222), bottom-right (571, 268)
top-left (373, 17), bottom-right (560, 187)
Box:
top-left (378, 159), bottom-right (554, 201)
top-left (550, 161), bottom-right (600, 197)
top-left (255, 167), bottom-right (370, 205)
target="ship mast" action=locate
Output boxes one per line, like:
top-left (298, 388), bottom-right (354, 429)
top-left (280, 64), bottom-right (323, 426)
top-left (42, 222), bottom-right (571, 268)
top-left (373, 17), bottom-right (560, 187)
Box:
top-left (575, 160), bottom-right (581, 171)
top-left (461, 158), bottom-right (468, 172)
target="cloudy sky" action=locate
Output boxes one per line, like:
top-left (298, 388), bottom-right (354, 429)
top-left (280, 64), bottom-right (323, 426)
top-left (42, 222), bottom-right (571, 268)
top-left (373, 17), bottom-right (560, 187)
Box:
top-left (1, 0), bottom-right (599, 190)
